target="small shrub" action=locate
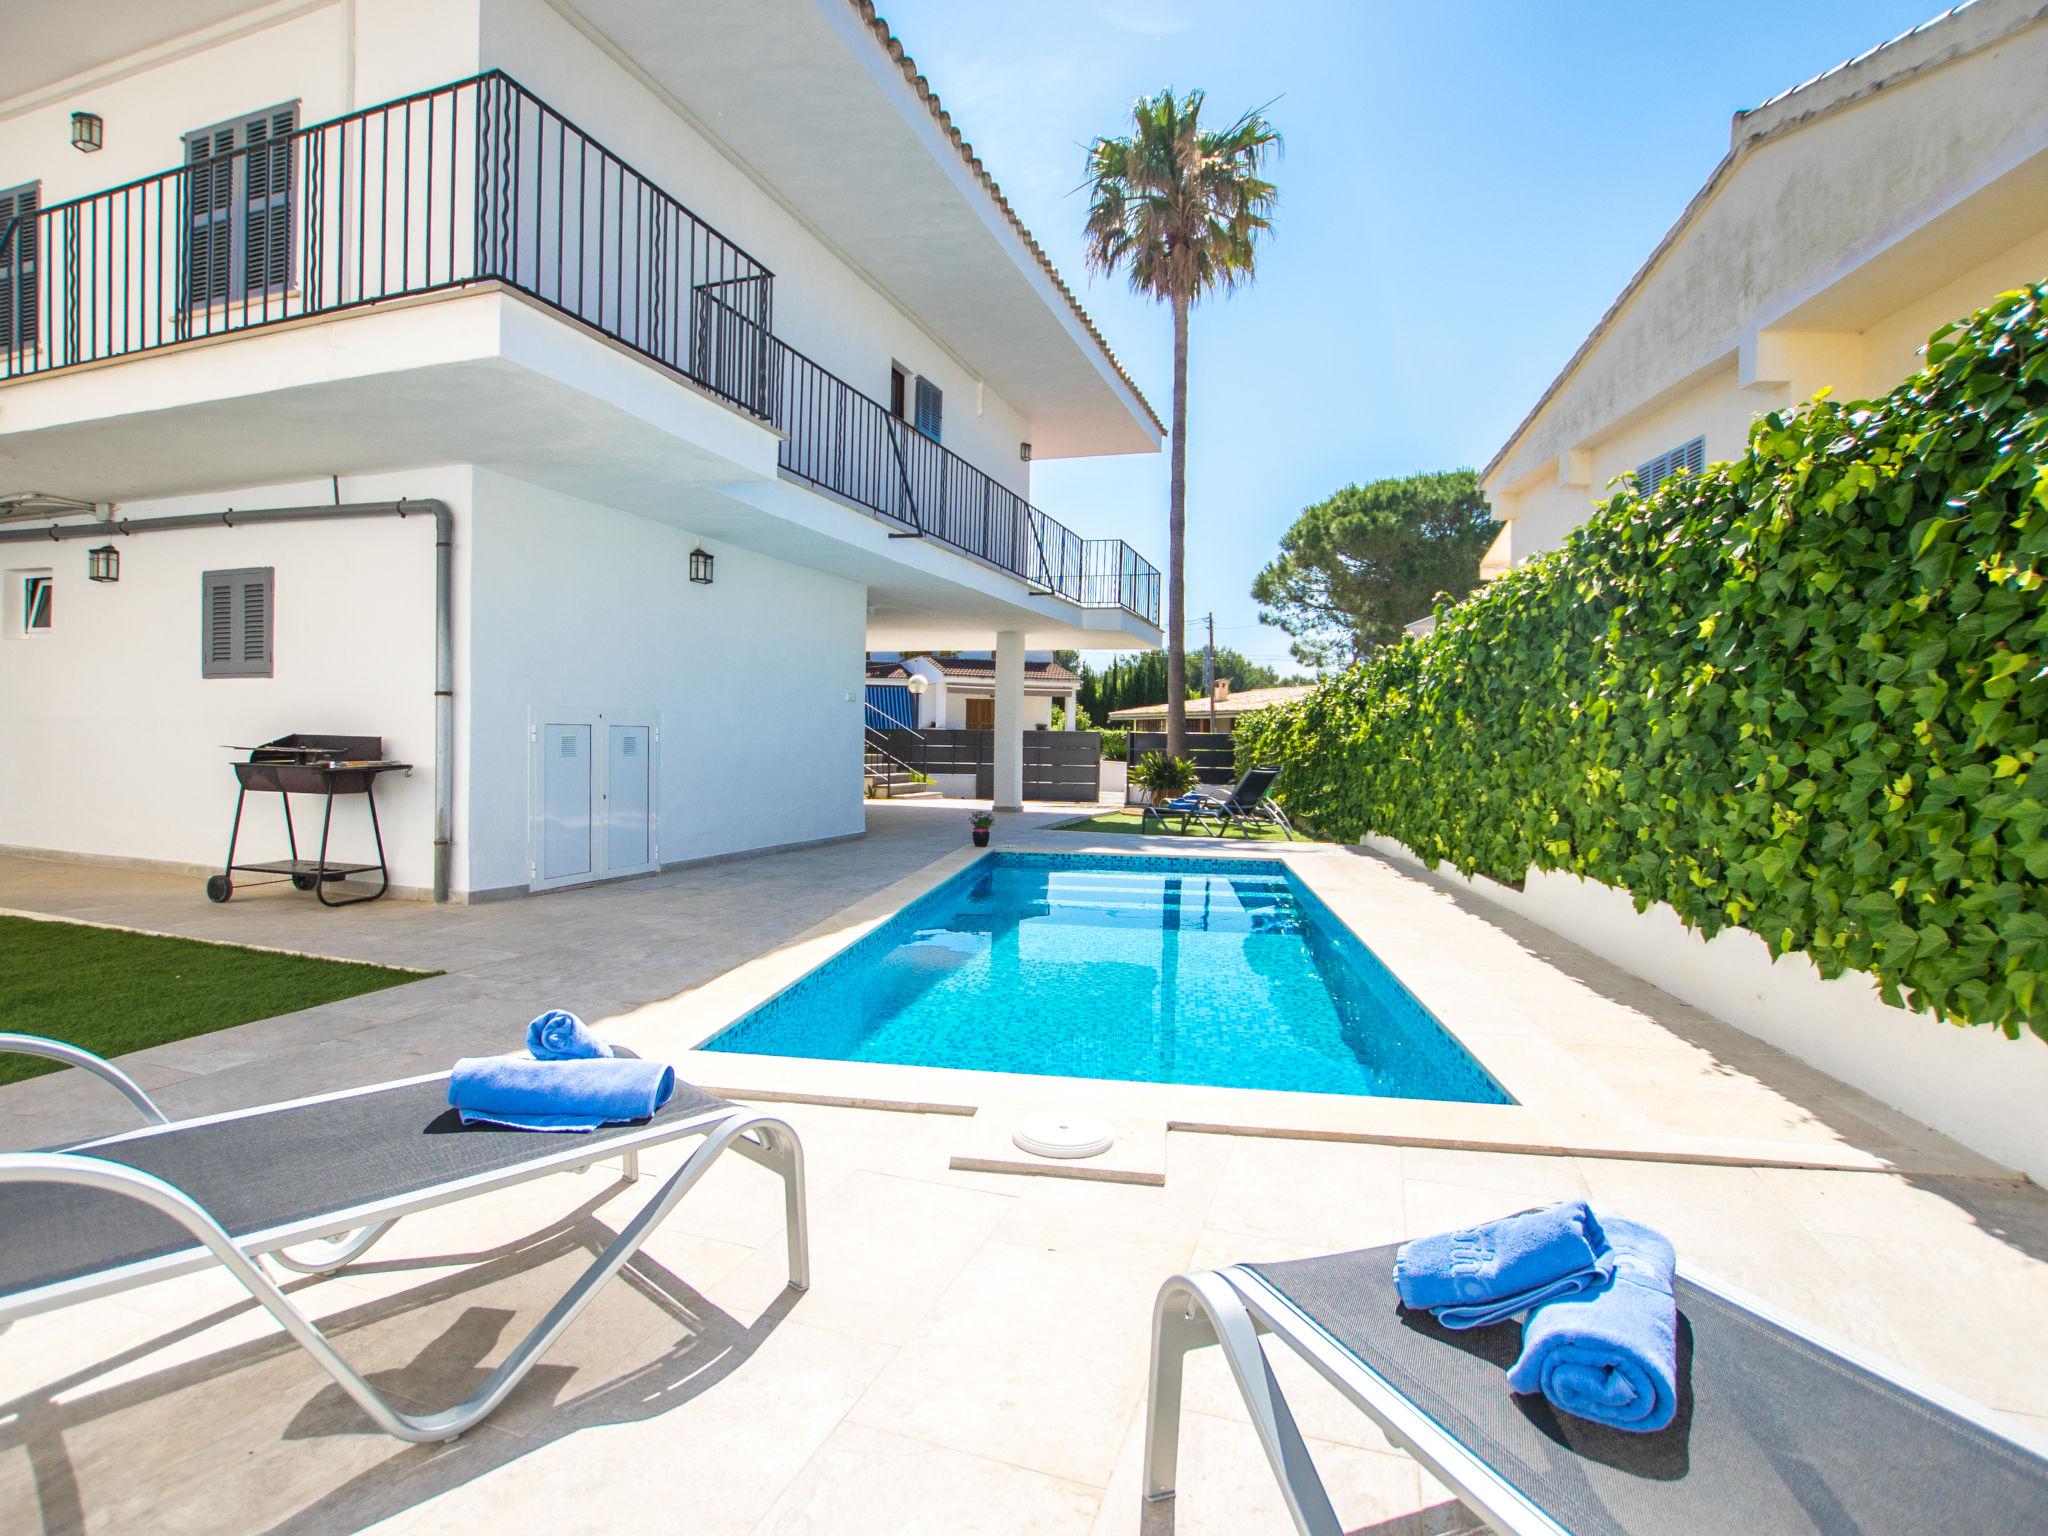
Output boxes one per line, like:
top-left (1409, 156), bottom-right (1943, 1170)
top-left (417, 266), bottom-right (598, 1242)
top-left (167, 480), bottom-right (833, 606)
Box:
top-left (1131, 751), bottom-right (1199, 803)
top-left (1100, 728), bottom-right (1130, 762)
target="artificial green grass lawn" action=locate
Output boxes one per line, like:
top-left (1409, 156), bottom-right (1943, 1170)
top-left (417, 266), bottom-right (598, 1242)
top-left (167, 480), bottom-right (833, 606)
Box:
top-left (0, 916), bottom-right (434, 1086)
top-left (1052, 809), bottom-right (1301, 843)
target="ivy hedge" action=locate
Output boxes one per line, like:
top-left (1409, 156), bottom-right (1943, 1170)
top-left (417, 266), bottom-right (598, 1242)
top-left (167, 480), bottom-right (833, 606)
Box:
top-left (1239, 283), bottom-right (2048, 1040)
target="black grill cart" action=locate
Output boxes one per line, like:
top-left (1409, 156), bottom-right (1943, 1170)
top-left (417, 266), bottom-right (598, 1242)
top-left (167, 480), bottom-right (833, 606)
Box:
top-left (209, 734), bottom-right (412, 907)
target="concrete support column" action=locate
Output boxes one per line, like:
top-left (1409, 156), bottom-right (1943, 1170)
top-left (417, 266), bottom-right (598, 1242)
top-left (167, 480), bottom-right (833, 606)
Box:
top-left (1061, 694), bottom-right (1074, 730)
top-left (994, 630), bottom-right (1025, 810)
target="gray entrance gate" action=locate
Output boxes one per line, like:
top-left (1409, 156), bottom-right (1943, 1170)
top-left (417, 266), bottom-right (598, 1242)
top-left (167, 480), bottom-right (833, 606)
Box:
top-left (870, 730), bottom-right (1102, 802)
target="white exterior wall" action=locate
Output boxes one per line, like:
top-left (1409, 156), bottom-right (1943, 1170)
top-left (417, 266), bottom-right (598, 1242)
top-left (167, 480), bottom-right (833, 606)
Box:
top-left (476, 0), bottom-right (1038, 494)
top-left (0, 466), bottom-right (462, 893)
top-left (462, 467), bottom-right (864, 895)
top-left (1363, 835), bottom-right (2048, 1185)
top-left (0, 0), bottom-right (1041, 498)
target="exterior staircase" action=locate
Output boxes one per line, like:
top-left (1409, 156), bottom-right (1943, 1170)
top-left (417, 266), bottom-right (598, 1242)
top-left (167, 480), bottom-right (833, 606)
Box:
top-left (865, 741), bottom-right (940, 799)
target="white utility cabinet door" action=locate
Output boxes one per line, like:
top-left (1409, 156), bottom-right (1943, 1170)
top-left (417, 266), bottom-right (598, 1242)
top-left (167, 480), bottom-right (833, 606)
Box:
top-left (530, 709), bottom-right (660, 890)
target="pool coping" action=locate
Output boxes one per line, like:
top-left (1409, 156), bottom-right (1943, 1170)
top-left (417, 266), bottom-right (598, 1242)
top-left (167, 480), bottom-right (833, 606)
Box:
top-left (608, 831), bottom-right (2021, 1182)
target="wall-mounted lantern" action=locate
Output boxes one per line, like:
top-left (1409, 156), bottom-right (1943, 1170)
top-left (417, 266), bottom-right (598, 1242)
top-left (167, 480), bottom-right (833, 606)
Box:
top-left (87, 544), bottom-right (120, 582)
top-left (1018, 442), bottom-right (1032, 462)
top-left (70, 112), bottom-right (104, 154)
top-left (688, 547), bottom-right (714, 585)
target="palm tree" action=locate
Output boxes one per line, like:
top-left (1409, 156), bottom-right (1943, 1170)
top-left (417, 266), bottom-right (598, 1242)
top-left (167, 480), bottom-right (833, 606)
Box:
top-left (1084, 89), bottom-right (1279, 755)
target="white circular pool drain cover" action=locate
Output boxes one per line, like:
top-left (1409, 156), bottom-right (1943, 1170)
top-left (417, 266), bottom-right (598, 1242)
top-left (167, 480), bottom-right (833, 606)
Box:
top-left (1012, 1111), bottom-right (1115, 1160)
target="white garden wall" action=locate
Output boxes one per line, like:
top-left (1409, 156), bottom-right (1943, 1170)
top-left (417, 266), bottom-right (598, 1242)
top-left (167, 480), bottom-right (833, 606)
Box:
top-left (1364, 836), bottom-right (2048, 1184)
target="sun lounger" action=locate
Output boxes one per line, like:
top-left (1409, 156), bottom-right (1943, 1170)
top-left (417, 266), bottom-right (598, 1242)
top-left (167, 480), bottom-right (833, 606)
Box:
top-left (1144, 766), bottom-right (1295, 839)
top-left (0, 1032), bottom-right (808, 1444)
top-left (1145, 1243), bottom-right (2048, 1534)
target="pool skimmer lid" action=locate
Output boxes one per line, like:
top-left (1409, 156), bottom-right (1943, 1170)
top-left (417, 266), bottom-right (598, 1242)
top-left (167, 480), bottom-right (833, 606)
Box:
top-left (1012, 1111), bottom-right (1115, 1160)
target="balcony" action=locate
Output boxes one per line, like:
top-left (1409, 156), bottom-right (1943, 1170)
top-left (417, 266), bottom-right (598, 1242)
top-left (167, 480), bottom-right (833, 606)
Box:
top-left (0, 71), bottom-right (1158, 625)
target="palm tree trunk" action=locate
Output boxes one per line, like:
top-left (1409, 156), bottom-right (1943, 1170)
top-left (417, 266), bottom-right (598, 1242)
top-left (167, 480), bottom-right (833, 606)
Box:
top-left (1165, 290), bottom-right (1190, 757)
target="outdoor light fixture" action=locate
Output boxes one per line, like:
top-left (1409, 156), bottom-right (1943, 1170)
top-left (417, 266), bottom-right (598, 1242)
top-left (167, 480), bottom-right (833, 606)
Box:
top-left (688, 547), bottom-right (714, 585)
top-left (86, 544), bottom-right (119, 583)
top-left (70, 111), bottom-right (104, 153)
top-left (905, 674), bottom-right (930, 697)
top-left (1019, 442), bottom-right (1032, 462)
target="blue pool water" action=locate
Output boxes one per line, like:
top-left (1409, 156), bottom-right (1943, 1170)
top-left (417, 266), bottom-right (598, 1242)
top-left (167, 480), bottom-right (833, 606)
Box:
top-left (702, 854), bottom-right (1510, 1103)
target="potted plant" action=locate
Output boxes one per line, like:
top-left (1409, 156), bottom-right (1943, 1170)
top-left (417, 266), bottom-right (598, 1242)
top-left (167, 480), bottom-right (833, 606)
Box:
top-left (1130, 751), bottom-right (1197, 807)
top-left (970, 810), bottom-right (995, 847)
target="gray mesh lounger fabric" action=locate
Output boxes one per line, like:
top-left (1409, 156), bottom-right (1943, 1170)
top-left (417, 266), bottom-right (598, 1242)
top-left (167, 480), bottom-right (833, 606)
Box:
top-left (0, 1041), bottom-right (808, 1444)
top-left (0, 1075), bottom-right (731, 1300)
top-left (1244, 1244), bottom-right (2048, 1535)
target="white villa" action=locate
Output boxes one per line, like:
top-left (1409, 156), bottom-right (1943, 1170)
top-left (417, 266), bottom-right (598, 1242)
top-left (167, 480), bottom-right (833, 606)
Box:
top-left (0, 0), bottom-right (1162, 902)
top-left (865, 652), bottom-right (1081, 732)
top-left (1481, 0), bottom-right (2048, 572)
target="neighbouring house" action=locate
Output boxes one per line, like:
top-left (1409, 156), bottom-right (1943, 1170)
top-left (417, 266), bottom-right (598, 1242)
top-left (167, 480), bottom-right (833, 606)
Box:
top-left (1107, 680), bottom-right (1315, 734)
top-left (0, 0), bottom-right (1164, 900)
top-left (866, 652), bottom-right (1080, 731)
top-left (1481, 0), bottom-right (2048, 575)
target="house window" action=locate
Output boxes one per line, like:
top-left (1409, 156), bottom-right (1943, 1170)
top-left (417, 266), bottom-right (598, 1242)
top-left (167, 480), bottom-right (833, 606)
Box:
top-left (13, 570), bottom-right (52, 635)
top-left (0, 181), bottom-right (38, 354)
top-left (1634, 436), bottom-right (1705, 495)
top-left (201, 567), bottom-right (273, 677)
top-left (965, 697), bottom-right (994, 730)
top-left (889, 363), bottom-right (909, 421)
top-left (185, 103), bottom-right (299, 309)
top-left (914, 376), bottom-right (943, 442)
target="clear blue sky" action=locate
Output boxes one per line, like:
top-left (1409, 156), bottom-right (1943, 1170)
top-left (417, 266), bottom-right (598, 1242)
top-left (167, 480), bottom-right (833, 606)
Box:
top-left (879, 0), bottom-right (1947, 675)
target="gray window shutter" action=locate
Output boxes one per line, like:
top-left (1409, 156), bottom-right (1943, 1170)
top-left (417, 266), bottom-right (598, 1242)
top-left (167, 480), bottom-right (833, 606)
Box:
top-left (914, 376), bottom-right (942, 441)
top-left (1635, 436), bottom-right (1706, 494)
top-left (202, 567), bottom-right (273, 677)
top-left (0, 181), bottom-right (38, 353)
top-left (184, 103), bottom-right (298, 309)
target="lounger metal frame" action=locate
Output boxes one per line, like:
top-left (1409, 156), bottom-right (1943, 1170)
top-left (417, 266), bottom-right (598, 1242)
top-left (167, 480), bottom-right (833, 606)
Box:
top-left (0, 1034), bottom-right (810, 1444)
top-left (1144, 1262), bottom-right (2047, 1536)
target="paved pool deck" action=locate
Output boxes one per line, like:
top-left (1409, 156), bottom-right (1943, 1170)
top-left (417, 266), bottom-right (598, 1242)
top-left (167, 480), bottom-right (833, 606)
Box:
top-left (4, 801), bottom-right (2047, 1534)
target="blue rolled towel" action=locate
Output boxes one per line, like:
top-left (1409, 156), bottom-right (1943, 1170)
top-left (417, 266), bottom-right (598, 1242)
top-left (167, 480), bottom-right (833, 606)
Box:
top-left (1506, 1216), bottom-right (1679, 1434)
top-left (1394, 1201), bottom-right (1613, 1330)
top-left (524, 1008), bottom-right (613, 1060)
top-left (448, 1055), bottom-right (673, 1132)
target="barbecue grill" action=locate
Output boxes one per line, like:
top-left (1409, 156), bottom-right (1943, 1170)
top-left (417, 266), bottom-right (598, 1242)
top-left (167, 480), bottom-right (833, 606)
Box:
top-left (210, 734), bottom-right (411, 907)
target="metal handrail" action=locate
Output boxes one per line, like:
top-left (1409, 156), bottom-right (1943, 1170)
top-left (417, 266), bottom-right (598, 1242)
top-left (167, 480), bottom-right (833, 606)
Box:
top-left (765, 326), bottom-right (1160, 622)
top-left (863, 700), bottom-right (924, 741)
top-left (0, 69), bottom-right (1160, 623)
top-left (0, 71), bottom-right (774, 413)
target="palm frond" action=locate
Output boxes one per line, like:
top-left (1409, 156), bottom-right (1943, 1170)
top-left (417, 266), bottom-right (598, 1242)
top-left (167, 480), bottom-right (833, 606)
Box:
top-left (1082, 87), bottom-right (1280, 306)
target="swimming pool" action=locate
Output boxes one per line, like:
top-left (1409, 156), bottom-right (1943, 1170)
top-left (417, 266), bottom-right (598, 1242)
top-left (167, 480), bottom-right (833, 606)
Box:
top-left (701, 853), bottom-right (1509, 1103)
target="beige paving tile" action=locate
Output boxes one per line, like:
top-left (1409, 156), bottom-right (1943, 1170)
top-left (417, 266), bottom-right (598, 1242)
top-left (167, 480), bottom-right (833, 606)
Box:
top-left (1091, 1404), bottom-right (1454, 1536)
top-left (750, 1420), bottom-right (1102, 1535)
top-left (706, 1167), bottom-right (1013, 1345)
top-left (1806, 1229), bottom-right (2048, 1417)
top-left (360, 1320), bottom-right (893, 1536)
top-left (846, 1236), bottom-right (1163, 1486)
top-left (1398, 1146), bottom-right (1590, 1201)
top-left (1203, 1137), bottom-right (1408, 1252)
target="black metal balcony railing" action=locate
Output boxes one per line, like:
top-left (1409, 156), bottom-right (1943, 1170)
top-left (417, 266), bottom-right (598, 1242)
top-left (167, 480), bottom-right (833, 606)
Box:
top-left (0, 72), bottom-right (773, 412)
top-left (0, 71), bottom-right (1160, 623)
top-left (768, 335), bottom-right (1160, 622)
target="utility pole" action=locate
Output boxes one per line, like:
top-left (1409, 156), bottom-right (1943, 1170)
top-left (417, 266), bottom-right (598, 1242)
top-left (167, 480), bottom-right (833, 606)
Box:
top-left (1203, 612), bottom-right (1217, 732)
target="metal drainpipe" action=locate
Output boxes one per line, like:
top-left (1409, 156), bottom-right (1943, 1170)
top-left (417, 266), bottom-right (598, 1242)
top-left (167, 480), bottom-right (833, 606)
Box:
top-left (0, 498), bottom-right (456, 902)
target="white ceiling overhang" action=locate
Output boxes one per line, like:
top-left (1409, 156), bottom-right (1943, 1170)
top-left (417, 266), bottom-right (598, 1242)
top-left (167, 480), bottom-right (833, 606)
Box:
top-left (564, 0), bottom-right (1162, 460)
